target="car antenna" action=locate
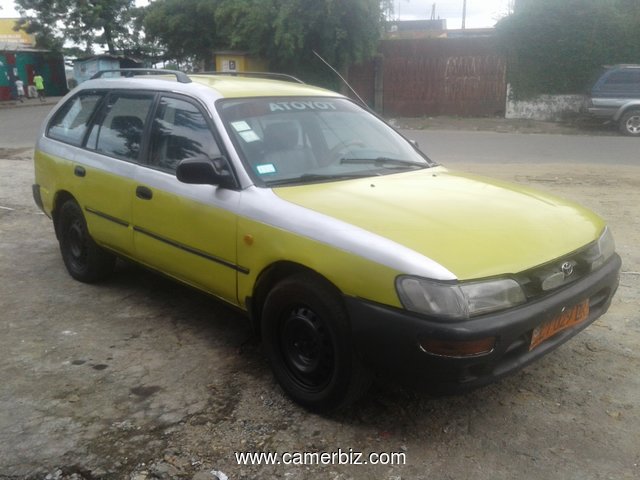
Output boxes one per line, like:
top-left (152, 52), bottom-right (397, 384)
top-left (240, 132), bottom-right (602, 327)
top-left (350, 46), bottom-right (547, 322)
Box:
top-left (312, 50), bottom-right (371, 111)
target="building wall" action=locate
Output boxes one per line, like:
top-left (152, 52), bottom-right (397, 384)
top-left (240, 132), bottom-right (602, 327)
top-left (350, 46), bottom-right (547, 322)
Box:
top-left (73, 58), bottom-right (120, 84)
top-left (215, 54), bottom-right (267, 73)
top-left (0, 51), bottom-right (67, 101)
top-left (0, 19), bottom-right (35, 49)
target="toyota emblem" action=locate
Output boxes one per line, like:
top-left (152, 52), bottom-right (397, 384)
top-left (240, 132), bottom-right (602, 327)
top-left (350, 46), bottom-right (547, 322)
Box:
top-left (561, 261), bottom-right (574, 278)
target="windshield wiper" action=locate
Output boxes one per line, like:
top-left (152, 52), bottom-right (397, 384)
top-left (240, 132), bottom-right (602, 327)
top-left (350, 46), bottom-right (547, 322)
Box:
top-left (339, 157), bottom-right (427, 168)
top-left (267, 173), bottom-right (376, 186)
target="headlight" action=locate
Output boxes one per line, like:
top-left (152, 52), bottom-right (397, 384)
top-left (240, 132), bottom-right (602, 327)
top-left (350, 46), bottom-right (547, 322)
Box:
top-left (586, 227), bottom-right (616, 271)
top-left (396, 276), bottom-right (526, 320)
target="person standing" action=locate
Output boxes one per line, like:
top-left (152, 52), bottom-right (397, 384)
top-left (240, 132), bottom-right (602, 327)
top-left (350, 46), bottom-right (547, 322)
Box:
top-left (33, 72), bottom-right (45, 102)
top-left (14, 78), bottom-right (25, 103)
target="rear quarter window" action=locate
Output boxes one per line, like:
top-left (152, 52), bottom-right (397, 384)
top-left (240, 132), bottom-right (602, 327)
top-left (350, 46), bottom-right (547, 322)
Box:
top-left (47, 92), bottom-right (105, 146)
top-left (600, 69), bottom-right (640, 93)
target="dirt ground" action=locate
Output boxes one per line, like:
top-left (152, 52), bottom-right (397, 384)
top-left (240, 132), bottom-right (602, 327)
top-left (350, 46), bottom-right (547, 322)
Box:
top-left (0, 145), bottom-right (639, 480)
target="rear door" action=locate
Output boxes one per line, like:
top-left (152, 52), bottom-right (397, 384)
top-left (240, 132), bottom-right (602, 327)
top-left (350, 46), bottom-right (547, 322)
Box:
top-left (77, 91), bottom-right (155, 255)
top-left (132, 95), bottom-right (241, 304)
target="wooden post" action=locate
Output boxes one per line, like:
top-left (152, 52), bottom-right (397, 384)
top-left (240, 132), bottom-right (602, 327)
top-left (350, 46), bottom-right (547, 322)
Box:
top-left (374, 54), bottom-right (384, 115)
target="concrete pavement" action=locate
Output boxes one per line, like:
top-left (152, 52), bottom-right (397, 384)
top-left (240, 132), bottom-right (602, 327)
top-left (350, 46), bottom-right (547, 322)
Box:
top-left (0, 96), bottom-right (64, 110)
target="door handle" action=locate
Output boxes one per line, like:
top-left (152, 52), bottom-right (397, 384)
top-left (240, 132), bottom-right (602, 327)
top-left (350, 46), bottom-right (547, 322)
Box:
top-left (136, 185), bottom-right (153, 200)
top-left (74, 166), bottom-right (86, 177)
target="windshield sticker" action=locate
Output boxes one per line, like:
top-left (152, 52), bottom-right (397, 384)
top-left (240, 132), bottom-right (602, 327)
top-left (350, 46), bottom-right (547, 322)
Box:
top-left (256, 163), bottom-right (277, 175)
top-left (238, 130), bottom-right (260, 143)
top-left (269, 101), bottom-right (338, 112)
top-left (231, 120), bottom-right (251, 132)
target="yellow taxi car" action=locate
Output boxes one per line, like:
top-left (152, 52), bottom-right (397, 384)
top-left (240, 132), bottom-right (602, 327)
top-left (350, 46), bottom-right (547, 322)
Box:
top-left (33, 70), bottom-right (621, 412)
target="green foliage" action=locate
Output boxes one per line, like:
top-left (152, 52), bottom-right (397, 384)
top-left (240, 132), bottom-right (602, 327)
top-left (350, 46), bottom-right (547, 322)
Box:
top-left (15, 0), bottom-right (137, 55)
top-left (143, 0), bottom-right (221, 66)
top-left (13, 0), bottom-right (382, 88)
top-left (497, 0), bottom-right (640, 98)
top-left (143, 0), bottom-right (382, 88)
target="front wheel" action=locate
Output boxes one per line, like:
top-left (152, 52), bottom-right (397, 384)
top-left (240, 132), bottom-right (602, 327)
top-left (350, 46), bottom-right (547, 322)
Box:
top-left (58, 200), bottom-right (115, 283)
top-left (261, 273), bottom-right (372, 412)
top-left (619, 110), bottom-right (640, 136)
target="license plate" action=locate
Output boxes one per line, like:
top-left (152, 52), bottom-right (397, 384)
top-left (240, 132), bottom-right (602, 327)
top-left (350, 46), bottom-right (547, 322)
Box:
top-left (530, 299), bottom-right (590, 351)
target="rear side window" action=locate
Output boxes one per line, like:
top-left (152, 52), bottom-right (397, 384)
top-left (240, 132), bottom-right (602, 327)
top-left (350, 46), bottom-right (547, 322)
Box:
top-left (47, 92), bottom-right (104, 146)
top-left (601, 70), bottom-right (640, 92)
top-left (86, 93), bottom-right (154, 161)
top-left (147, 96), bottom-right (221, 173)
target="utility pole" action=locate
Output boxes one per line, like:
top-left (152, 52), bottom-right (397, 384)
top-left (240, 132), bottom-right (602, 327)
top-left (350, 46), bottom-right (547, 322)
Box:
top-left (462, 0), bottom-right (467, 29)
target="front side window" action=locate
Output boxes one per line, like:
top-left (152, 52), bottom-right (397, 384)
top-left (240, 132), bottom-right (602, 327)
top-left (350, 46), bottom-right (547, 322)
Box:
top-left (86, 93), bottom-right (154, 161)
top-left (47, 92), bottom-right (105, 146)
top-left (147, 96), bottom-right (221, 173)
top-left (218, 97), bottom-right (433, 186)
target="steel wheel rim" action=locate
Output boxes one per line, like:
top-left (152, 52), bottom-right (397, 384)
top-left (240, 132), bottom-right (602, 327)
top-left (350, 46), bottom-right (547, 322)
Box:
top-left (280, 305), bottom-right (335, 391)
top-left (67, 219), bottom-right (88, 268)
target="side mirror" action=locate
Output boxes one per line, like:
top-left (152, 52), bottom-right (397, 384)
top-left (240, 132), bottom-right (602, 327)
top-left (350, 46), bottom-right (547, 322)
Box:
top-left (176, 155), bottom-right (238, 189)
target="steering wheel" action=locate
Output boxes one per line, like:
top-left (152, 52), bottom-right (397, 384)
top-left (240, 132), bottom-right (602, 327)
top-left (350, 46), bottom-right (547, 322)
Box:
top-left (327, 140), bottom-right (366, 164)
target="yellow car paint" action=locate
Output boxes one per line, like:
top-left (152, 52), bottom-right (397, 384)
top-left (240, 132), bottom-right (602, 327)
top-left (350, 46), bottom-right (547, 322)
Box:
top-left (236, 216), bottom-right (403, 308)
top-left (35, 150), bottom-right (136, 254)
top-left (132, 183), bottom-right (239, 305)
top-left (190, 75), bottom-right (339, 99)
top-left (272, 167), bottom-right (605, 280)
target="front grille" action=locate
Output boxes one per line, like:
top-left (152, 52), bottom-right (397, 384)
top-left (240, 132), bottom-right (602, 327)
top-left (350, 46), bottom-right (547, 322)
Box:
top-left (514, 245), bottom-right (595, 300)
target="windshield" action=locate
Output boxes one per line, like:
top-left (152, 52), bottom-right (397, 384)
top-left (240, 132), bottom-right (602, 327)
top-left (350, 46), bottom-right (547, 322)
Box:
top-left (217, 97), bottom-right (434, 186)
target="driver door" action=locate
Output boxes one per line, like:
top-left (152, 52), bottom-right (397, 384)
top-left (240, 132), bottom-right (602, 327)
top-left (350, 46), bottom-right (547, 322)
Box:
top-left (132, 95), bottom-right (240, 304)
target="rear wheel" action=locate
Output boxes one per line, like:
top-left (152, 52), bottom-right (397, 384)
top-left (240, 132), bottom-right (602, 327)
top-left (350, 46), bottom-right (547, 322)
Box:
top-left (58, 200), bottom-right (115, 283)
top-left (261, 273), bottom-right (372, 412)
top-left (619, 110), bottom-right (640, 136)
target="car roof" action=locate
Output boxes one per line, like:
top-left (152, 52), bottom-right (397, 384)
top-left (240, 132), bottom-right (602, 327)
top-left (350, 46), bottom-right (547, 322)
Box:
top-left (189, 74), bottom-right (340, 99)
top-left (75, 71), bottom-right (342, 100)
top-left (604, 64), bottom-right (640, 70)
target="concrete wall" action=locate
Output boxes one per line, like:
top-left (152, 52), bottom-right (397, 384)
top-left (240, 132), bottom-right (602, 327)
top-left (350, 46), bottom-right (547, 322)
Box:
top-left (505, 85), bottom-right (586, 121)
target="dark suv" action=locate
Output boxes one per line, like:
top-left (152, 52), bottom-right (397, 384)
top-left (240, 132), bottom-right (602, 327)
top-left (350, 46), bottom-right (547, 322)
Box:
top-left (586, 64), bottom-right (640, 136)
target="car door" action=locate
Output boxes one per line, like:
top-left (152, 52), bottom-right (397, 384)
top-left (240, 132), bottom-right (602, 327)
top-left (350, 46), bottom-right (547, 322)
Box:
top-left (132, 94), bottom-right (241, 304)
top-left (72, 91), bottom-right (155, 255)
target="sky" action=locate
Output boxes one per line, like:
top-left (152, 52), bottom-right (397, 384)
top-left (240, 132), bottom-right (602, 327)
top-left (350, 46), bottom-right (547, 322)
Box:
top-left (389, 0), bottom-right (512, 28)
top-left (0, 0), bottom-right (512, 29)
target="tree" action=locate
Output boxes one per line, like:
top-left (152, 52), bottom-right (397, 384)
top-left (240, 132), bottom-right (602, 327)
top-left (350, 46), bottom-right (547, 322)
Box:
top-left (142, 0), bottom-right (222, 67)
top-left (215, 0), bottom-right (382, 87)
top-left (15, 0), bottom-right (137, 54)
top-left (141, 0), bottom-right (382, 88)
top-left (497, 0), bottom-right (640, 98)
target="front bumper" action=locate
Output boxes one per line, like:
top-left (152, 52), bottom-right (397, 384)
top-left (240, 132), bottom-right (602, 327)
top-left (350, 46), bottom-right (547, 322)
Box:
top-left (347, 254), bottom-right (621, 393)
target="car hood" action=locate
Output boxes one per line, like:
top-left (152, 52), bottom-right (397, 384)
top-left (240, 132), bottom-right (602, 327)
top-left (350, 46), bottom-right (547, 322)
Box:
top-left (272, 167), bottom-right (605, 280)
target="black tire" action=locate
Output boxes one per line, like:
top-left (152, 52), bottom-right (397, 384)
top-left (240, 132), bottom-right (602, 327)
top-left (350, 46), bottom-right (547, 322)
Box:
top-left (619, 110), bottom-right (640, 136)
top-left (57, 200), bottom-right (115, 283)
top-left (261, 273), bottom-right (372, 412)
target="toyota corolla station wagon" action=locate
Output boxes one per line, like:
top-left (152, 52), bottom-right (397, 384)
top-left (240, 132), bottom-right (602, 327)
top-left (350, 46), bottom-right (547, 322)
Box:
top-left (33, 70), bottom-right (621, 412)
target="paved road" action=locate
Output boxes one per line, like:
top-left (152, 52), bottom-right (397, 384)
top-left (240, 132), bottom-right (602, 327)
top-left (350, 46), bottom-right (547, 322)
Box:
top-left (1, 101), bottom-right (637, 166)
top-left (402, 129), bottom-right (640, 165)
top-left (0, 102), bottom-right (56, 148)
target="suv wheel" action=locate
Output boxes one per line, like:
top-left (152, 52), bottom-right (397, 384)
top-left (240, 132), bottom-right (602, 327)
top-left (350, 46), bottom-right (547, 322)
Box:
top-left (58, 200), bottom-right (116, 283)
top-left (619, 110), bottom-right (640, 136)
